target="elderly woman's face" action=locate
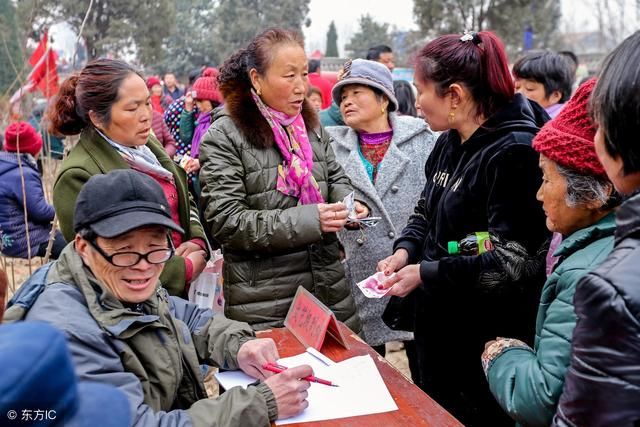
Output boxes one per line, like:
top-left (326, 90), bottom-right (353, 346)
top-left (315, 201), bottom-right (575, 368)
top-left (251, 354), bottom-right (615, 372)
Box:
top-left (76, 226), bottom-right (168, 303)
top-left (252, 44), bottom-right (308, 116)
top-left (339, 84), bottom-right (388, 132)
top-left (537, 155), bottom-right (602, 236)
top-left (101, 74), bottom-right (153, 147)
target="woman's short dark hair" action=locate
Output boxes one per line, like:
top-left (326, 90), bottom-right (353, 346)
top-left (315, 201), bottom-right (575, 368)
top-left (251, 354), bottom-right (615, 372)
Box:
top-left (414, 31), bottom-right (514, 120)
top-left (308, 59), bottom-right (321, 73)
top-left (590, 31), bottom-right (640, 175)
top-left (217, 28), bottom-right (304, 98)
top-left (47, 59), bottom-right (143, 136)
top-left (393, 80), bottom-right (417, 117)
top-left (513, 51), bottom-right (574, 103)
top-left (366, 45), bottom-right (392, 61)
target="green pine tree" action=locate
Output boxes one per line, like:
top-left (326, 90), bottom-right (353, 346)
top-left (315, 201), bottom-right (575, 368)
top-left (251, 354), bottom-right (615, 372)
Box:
top-left (345, 14), bottom-right (392, 59)
top-left (0, 0), bottom-right (23, 95)
top-left (325, 21), bottom-right (338, 57)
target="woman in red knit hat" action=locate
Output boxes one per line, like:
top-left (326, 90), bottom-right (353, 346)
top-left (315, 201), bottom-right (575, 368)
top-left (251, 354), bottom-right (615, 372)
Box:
top-left (0, 122), bottom-right (66, 259)
top-left (552, 31), bottom-right (640, 426)
top-left (482, 79), bottom-right (620, 426)
top-left (178, 67), bottom-right (222, 198)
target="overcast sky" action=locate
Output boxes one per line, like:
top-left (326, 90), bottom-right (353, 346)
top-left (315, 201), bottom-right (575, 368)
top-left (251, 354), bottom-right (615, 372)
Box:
top-left (302, 0), bottom-right (632, 55)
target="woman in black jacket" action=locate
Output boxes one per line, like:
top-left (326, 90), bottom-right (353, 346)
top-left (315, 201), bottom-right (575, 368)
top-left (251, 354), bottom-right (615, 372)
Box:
top-left (378, 31), bottom-right (550, 426)
top-left (553, 31), bottom-right (640, 427)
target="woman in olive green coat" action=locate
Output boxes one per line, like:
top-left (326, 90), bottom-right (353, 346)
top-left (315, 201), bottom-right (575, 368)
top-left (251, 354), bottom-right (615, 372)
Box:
top-left (482, 80), bottom-right (618, 426)
top-left (49, 59), bottom-right (209, 297)
top-left (199, 29), bottom-right (363, 331)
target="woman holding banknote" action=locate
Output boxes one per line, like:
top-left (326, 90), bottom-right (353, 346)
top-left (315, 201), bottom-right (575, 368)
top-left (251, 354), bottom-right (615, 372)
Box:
top-left (198, 28), bottom-right (367, 331)
top-left (327, 59), bottom-right (437, 361)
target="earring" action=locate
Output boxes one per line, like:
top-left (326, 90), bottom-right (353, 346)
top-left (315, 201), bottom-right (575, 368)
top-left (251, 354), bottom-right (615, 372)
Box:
top-left (381, 106), bottom-right (386, 114)
top-left (448, 111), bottom-right (456, 125)
top-left (256, 87), bottom-right (262, 96)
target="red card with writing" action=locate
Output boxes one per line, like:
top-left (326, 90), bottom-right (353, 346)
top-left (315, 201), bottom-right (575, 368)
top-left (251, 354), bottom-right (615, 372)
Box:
top-left (284, 286), bottom-right (348, 350)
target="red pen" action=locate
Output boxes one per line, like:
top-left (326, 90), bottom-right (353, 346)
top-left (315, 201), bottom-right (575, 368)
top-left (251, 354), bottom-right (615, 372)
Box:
top-left (263, 362), bottom-right (339, 387)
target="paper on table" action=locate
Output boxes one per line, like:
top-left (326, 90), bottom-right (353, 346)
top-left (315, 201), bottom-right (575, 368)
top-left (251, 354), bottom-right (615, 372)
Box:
top-left (214, 350), bottom-right (335, 391)
top-left (275, 355), bottom-right (398, 425)
top-left (215, 353), bottom-right (398, 424)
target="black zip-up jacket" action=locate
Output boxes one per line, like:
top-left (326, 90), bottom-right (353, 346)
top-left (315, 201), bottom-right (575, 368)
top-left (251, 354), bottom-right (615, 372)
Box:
top-left (396, 94), bottom-right (549, 291)
top-left (391, 94), bottom-right (551, 423)
top-left (553, 191), bottom-right (640, 427)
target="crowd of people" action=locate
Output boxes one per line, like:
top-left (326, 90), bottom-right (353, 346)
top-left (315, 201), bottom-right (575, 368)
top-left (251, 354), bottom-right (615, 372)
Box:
top-left (1, 24), bottom-right (639, 427)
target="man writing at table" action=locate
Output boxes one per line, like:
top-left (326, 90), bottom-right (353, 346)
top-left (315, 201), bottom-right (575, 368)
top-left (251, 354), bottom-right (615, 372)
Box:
top-left (4, 169), bottom-right (312, 426)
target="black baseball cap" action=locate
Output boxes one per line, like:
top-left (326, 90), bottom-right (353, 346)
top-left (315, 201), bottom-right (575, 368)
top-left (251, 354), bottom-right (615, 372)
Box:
top-left (73, 169), bottom-right (184, 238)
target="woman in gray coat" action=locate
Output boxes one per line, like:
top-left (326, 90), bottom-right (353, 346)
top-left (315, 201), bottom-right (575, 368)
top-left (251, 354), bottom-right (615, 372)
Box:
top-left (328, 59), bottom-right (437, 357)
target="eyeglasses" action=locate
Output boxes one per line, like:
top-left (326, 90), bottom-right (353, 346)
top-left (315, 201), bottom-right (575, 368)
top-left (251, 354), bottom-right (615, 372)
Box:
top-left (87, 237), bottom-right (174, 267)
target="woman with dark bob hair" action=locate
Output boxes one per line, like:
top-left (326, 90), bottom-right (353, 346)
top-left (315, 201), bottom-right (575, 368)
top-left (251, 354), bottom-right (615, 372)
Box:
top-left (553, 31), bottom-right (640, 427)
top-left (198, 28), bottom-right (365, 331)
top-left (48, 59), bottom-right (209, 297)
top-left (378, 31), bottom-right (550, 425)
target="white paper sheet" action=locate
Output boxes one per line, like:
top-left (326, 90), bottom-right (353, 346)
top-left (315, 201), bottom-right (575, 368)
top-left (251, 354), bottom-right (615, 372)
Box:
top-left (215, 353), bottom-right (398, 424)
top-left (275, 355), bottom-right (398, 425)
top-left (214, 350), bottom-right (335, 391)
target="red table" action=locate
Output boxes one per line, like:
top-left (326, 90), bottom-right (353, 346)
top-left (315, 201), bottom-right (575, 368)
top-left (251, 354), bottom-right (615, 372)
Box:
top-left (256, 323), bottom-right (463, 427)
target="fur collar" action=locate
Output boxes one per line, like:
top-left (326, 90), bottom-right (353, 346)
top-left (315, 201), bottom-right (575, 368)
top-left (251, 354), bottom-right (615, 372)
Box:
top-left (221, 84), bottom-right (320, 149)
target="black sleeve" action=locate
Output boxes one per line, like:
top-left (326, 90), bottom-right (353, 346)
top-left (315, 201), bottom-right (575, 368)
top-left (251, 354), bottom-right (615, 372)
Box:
top-left (393, 183), bottom-right (429, 263)
top-left (421, 143), bottom-right (547, 292)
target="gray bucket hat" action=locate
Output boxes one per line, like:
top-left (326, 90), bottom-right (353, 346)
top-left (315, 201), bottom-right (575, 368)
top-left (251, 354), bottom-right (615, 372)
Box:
top-left (331, 59), bottom-right (398, 111)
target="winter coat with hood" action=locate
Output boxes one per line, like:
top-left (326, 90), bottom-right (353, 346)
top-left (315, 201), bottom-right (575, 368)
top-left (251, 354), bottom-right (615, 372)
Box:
top-left (486, 212), bottom-right (615, 427)
top-left (0, 152), bottom-right (54, 258)
top-left (553, 192), bottom-right (640, 427)
top-left (3, 245), bottom-right (278, 427)
top-left (198, 87), bottom-right (360, 332)
top-left (393, 94), bottom-right (550, 421)
top-left (327, 114), bottom-right (437, 346)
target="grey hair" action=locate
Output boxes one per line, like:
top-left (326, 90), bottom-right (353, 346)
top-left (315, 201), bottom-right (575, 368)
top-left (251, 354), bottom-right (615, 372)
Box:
top-left (556, 164), bottom-right (612, 208)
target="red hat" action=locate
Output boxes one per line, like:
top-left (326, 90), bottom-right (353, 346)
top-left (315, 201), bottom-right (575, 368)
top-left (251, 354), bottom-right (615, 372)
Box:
top-left (191, 68), bottom-right (222, 103)
top-left (532, 79), bottom-right (606, 178)
top-left (146, 76), bottom-right (162, 90)
top-left (4, 122), bottom-right (43, 157)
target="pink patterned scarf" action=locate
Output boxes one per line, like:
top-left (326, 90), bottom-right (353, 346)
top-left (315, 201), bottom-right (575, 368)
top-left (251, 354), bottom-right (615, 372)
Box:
top-left (251, 90), bottom-right (324, 204)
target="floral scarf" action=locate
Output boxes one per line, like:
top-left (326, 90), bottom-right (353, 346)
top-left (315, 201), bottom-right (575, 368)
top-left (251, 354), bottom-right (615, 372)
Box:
top-left (251, 90), bottom-right (324, 204)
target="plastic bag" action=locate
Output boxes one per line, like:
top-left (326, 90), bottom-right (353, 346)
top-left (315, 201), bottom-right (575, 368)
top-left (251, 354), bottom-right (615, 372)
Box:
top-left (188, 249), bottom-right (225, 314)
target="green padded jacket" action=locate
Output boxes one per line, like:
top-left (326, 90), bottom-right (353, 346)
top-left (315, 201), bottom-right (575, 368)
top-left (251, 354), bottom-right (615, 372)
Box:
top-left (198, 91), bottom-right (359, 332)
top-left (486, 212), bottom-right (616, 426)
